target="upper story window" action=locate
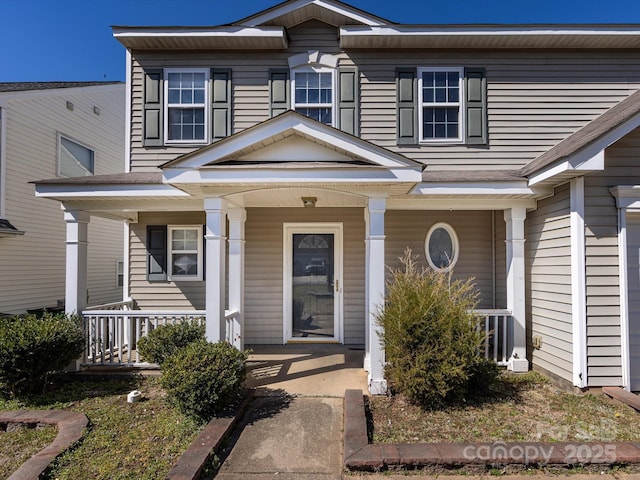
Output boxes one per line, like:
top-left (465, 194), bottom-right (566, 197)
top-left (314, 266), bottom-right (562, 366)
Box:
top-left (397, 67), bottom-right (486, 146)
top-left (58, 134), bottom-right (95, 177)
top-left (418, 67), bottom-right (463, 143)
top-left (165, 69), bottom-right (209, 144)
top-left (292, 68), bottom-right (335, 126)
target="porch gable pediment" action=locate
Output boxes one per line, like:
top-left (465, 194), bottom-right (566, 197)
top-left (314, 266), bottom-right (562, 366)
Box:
top-left (161, 111), bottom-right (423, 185)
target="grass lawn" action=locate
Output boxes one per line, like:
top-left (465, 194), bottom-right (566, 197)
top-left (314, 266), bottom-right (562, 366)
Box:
top-left (0, 376), bottom-right (204, 480)
top-left (369, 371), bottom-right (640, 444)
top-left (0, 424), bottom-right (57, 478)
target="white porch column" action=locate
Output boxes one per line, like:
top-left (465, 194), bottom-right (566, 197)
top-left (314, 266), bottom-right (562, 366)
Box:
top-left (504, 207), bottom-right (529, 372)
top-left (227, 207), bottom-right (246, 350)
top-left (204, 197), bottom-right (227, 343)
top-left (366, 197), bottom-right (387, 394)
top-left (64, 209), bottom-right (90, 315)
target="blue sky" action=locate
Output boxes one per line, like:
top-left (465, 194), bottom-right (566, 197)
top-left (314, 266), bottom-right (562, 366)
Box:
top-left (2, 0), bottom-right (640, 82)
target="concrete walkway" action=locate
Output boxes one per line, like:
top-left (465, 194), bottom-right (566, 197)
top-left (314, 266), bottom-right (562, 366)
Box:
top-left (215, 344), bottom-right (367, 479)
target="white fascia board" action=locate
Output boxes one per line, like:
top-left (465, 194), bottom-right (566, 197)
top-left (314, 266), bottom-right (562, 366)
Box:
top-left (35, 183), bottom-right (190, 199)
top-left (174, 114), bottom-right (420, 171)
top-left (529, 112), bottom-right (640, 187)
top-left (528, 150), bottom-right (604, 186)
top-left (340, 25), bottom-right (640, 41)
top-left (62, 198), bottom-right (204, 213)
top-left (164, 167), bottom-right (422, 184)
top-left (387, 198), bottom-right (536, 210)
top-left (113, 26), bottom-right (284, 40)
top-left (611, 185), bottom-right (640, 209)
top-left (410, 181), bottom-right (540, 196)
top-left (241, 0), bottom-right (386, 27)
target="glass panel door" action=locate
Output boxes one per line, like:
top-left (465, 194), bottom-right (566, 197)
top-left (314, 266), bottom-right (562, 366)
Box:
top-left (292, 233), bottom-right (335, 338)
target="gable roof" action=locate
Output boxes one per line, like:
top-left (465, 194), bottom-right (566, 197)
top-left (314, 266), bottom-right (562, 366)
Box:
top-left (521, 89), bottom-right (640, 184)
top-left (233, 0), bottom-right (390, 28)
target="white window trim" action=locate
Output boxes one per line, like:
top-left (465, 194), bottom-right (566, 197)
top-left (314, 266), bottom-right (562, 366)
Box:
top-left (164, 68), bottom-right (210, 145)
top-left (167, 225), bottom-right (203, 282)
top-left (116, 259), bottom-right (124, 288)
top-left (424, 222), bottom-right (459, 272)
top-left (291, 65), bottom-right (337, 127)
top-left (417, 67), bottom-right (464, 144)
top-left (57, 132), bottom-right (95, 177)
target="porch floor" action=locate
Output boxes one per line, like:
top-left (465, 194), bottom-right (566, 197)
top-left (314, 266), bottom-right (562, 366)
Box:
top-left (245, 344), bottom-right (369, 397)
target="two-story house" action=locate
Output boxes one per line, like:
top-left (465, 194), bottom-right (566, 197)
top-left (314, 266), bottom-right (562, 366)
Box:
top-left (35, 0), bottom-right (640, 394)
top-left (1, 82), bottom-right (125, 315)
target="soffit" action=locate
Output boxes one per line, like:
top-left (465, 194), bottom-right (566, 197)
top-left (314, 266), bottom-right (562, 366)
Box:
top-left (339, 25), bottom-right (640, 49)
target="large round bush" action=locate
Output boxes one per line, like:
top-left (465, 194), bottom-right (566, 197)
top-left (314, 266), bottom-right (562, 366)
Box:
top-left (376, 248), bottom-right (500, 409)
top-left (137, 319), bottom-right (205, 365)
top-left (161, 341), bottom-right (248, 422)
top-left (0, 313), bottom-right (84, 397)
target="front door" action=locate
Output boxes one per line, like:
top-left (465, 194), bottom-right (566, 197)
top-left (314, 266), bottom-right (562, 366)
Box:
top-left (284, 223), bottom-right (343, 342)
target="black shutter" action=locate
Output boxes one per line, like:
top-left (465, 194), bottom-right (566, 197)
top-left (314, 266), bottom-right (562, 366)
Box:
top-left (143, 69), bottom-right (163, 146)
top-left (269, 69), bottom-right (289, 117)
top-left (396, 68), bottom-right (417, 145)
top-left (211, 68), bottom-right (232, 141)
top-left (464, 67), bottom-right (488, 145)
top-left (337, 66), bottom-right (359, 135)
top-left (147, 225), bottom-right (167, 282)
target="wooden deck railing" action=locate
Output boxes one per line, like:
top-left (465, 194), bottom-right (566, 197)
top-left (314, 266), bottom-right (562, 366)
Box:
top-left (475, 309), bottom-right (513, 366)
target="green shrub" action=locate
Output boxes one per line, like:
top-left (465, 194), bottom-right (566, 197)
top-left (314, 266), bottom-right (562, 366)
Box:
top-left (137, 319), bottom-right (205, 365)
top-left (0, 313), bottom-right (84, 397)
top-left (161, 341), bottom-right (248, 422)
top-left (376, 248), bottom-right (500, 409)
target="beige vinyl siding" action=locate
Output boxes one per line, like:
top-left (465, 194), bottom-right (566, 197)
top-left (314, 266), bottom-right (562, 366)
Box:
top-left (385, 211), bottom-right (495, 309)
top-left (0, 86), bottom-right (125, 315)
top-left (579, 128), bottom-right (640, 386)
top-left (526, 183), bottom-right (573, 384)
top-left (130, 212), bottom-right (206, 310)
top-left (244, 207), bottom-right (365, 345)
top-left (129, 20), bottom-right (640, 171)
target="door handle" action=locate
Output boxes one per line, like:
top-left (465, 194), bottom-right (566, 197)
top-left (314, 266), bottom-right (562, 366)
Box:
top-left (335, 279), bottom-right (339, 292)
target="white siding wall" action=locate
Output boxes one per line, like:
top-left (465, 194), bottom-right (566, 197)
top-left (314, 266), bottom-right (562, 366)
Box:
top-left (526, 183), bottom-right (573, 384)
top-left (128, 20), bottom-right (640, 171)
top-left (580, 128), bottom-right (640, 386)
top-left (0, 86), bottom-right (125, 314)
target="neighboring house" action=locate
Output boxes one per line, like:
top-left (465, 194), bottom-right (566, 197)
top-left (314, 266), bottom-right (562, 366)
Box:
top-left (33, 0), bottom-right (640, 393)
top-left (0, 82), bottom-right (125, 315)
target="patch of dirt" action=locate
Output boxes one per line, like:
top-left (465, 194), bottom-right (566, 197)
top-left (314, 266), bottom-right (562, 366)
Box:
top-left (369, 373), bottom-right (640, 444)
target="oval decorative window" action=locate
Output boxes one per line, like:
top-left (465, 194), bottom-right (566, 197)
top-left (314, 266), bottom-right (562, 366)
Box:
top-left (425, 223), bottom-right (459, 272)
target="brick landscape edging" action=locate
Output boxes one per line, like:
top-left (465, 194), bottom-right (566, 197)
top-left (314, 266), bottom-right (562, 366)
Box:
top-left (0, 409), bottom-right (89, 480)
top-left (343, 389), bottom-right (640, 472)
top-left (165, 389), bottom-right (254, 480)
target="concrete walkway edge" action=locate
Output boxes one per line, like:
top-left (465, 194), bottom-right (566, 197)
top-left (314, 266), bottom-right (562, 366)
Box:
top-left (166, 390), bottom-right (254, 480)
top-left (343, 389), bottom-right (640, 472)
top-left (0, 409), bottom-right (89, 480)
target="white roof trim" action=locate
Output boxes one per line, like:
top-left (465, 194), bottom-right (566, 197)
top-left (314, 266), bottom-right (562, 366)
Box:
top-left (35, 183), bottom-right (190, 199)
top-left (163, 112), bottom-right (421, 172)
top-left (340, 25), bottom-right (640, 48)
top-left (528, 150), bottom-right (605, 186)
top-left (387, 198), bottom-right (537, 210)
top-left (238, 0), bottom-right (387, 27)
top-left (411, 181), bottom-right (543, 197)
top-left (113, 26), bottom-right (287, 49)
top-left (611, 185), bottom-right (640, 209)
top-left (528, 110), bottom-right (640, 187)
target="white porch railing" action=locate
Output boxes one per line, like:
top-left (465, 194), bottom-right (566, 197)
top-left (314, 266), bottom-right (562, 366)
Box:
top-left (225, 309), bottom-right (241, 348)
top-left (81, 309), bottom-right (205, 366)
top-left (475, 309), bottom-right (513, 366)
